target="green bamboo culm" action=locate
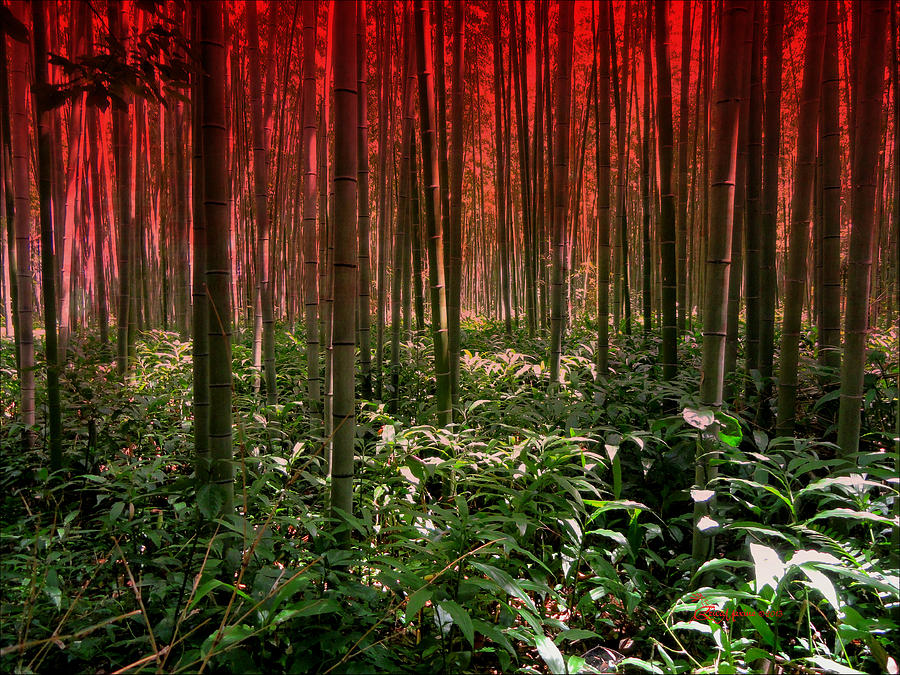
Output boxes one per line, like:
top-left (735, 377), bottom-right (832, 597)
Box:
top-left (817, 0), bottom-right (842, 373)
top-left (357, 0), bottom-right (372, 400)
top-left (836, 0), bottom-right (888, 458)
top-left (31, 0), bottom-right (62, 472)
top-left (390, 18), bottom-right (413, 415)
top-left (549, 0), bottom-right (575, 388)
top-left (758, 1), bottom-right (783, 388)
top-left (775, 0), bottom-right (827, 436)
top-left (107, 0), bottom-right (131, 378)
top-left (655, 0), bottom-right (678, 381)
top-left (199, 0), bottom-right (233, 516)
top-left (191, 4), bottom-right (210, 485)
top-left (300, 0), bottom-right (321, 411)
top-left (595, 0), bottom-right (611, 376)
top-left (9, 6), bottom-right (35, 451)
top-left (447, 0), bottom-right (465, 411)
top-left (330, 0), bottom-right (358, 525)
top-left (413, 0), bottom-right (452, 427)
top-left (247, 0), bottom-right (277, 408)
top-left (692, 0), bottom-right (749, 569)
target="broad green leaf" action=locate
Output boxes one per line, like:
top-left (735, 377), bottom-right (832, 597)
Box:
top-left (726, 522), bottom-right (800, 546)
top-left (745, 647), bottom-right (773, 663)
top-left (715, 412), bottom-right (742, 447)
top-left (806, 508), bottom-right (898, 526)
top-left (672, 620), bottom-right (714, 633)
top-left (470, 561), bottom-right (538, 614)
top-left (566, 655), bottom-right (586, 674)
top-left (683, 407), bottom-right (715, 431)
top-left (691, 558), bottom-right (753, 582)
top-left (797, 571), bottom-right (842, 618)
top-left (535, 634), bottom-right (567, 674)
top-left (750, 543), bottom-right (785, 593)
top-left (696, 516), bottom-right (720, 533)
top-left (739, 604), bottom-right (776, 647)
top-left (109, 501), bottom-right (125, 524)
top-left (721, 477), bottom-right (794, 513)
top-left (796, 475), bottom-right (886, 498)
top-left (472, 618), bottom-right (516, 656)
top-left (751, 429), bottom-right (769, 451)
top-left (587, 528), bottom-right (628, 547)
top-left (690, 489), bottom-right (715, 503)
top-left (200, 624), bottom-right (254, 659)
top-left (813, 566), bottom-right (900, 598)
top-left (197, 484), bottom-right (224, 520)
top-left (189, 578), bottom-right (226, 610)
top-left (439, 600), bottom-right (475, 649)
top-left (405, 587), bottom-right (431, 623)
top-left (803, 656), bottom-right (865, 674)
top-left (617, 657), bottom-right (664, 674)
top-left (554, 628), bottom-right (601, 644)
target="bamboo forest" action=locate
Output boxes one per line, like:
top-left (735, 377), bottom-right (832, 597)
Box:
top-left (1, 0), bottom-right (898, 672)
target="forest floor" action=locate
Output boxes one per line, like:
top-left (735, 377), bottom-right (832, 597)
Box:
top-left (0, 320), bottom-right (897, 674)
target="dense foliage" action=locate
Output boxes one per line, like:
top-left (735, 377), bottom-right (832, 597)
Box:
top-left (1, 323), bottom-right (897, 674)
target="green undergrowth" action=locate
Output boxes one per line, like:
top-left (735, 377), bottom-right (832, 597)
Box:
top-left (0, 320), bottom-right (897, 674)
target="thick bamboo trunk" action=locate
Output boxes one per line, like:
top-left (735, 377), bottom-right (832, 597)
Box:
top-left (549, 0), bottom-right (575, 386)
top-left (655, 0), bottom-right (677, 380)
top-left (357, 0), bottom-right (372, 399)
top-left (775, 1), bottom-right (827, 435)
top-left (448, 0), bottom-right (464, 410)
top-left (199, 0), bottom-right (233, 514)
top-left (247, 1), bottom-right (277, 407)
top-left (192, 4), bottom-right (210, 484)
top-left (744, 6), bottom-right (762, 386)
top-left (88, 110), bottom-right (110, 348)
top-left (725, 13), bottom-right (753, 399)
top-left (818, 0), bottom-right (842, 372)
top-left (109, 0), bottom-right (131, 376)
top-left (640, 6), bottom-right (652, 335)
top-left (492, 4), bottom-right (512, 336)
top-left (330, 0), bottom-right (358, 522)
top-left (0, 32), bottom-right (20, 354)
top-left (300, 0), bottom-right (320, 410)
top-left (374, 5), bottom-right (392, 402)
top-left (391, 23), bottom-right (413, 414)
top-left (693, 1), bottom-right (749, 568)
top-left (837, 0), bottom-right (888, 457)
top-left (58, 1), bottom-right (88, 361)
top-left (31, 0), bottom-right (62, 471)
top-left (759, 1), bottom-right (783, 385)
top-left (675, 0), bottom-right (691, 334)
top-left (595, 0), bottom-right (611, 375)
top-left (10, 7), bottom-right (34, 447)
top-left (414, 0), bottom-right (452, 426)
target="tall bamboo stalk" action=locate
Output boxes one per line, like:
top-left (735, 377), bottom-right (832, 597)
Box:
top-left (837, 0), bottom-right (888, 457)
top-left (414, 0), bottom-right (452, 426)
top-left (301, 0), bottom-right (320, 410)
top-left (247, 1), bottom-right (276, 407)
top-left (10, 4), bottom-right (34, 448)
top-left (818, 0), bottom-right (842, 372)
top-left (200, 0), bottom-right (233, 512)
top-left (447, 0), bottom-right (464, 410)
top-left (31, 0), bottom-right (62, 471)
top-left (693, 0), bottom-right (749, 568)
top-left (595, 0), bottom-right (611, 375)
top-left (549, 0), bottom-right (575, 386)
top-left (655, 0), bottom-right (677, 379)
top-left (775, 1), bottom-right (827, 435)
top-left (759, 0), bottom-right (783, 385)
top-left (331, 0), bottom-right (358, 521)
top-left (357, 0), bottom-right (372, 399)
